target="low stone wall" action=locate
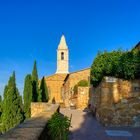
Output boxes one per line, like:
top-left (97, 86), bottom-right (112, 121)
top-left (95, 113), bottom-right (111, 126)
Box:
top-left (31, 102), bottom-right (58, 117)
top-left (0, 103), bottom-right (60, 140)
top-left (92, 77), bottom-right (140, 126)
top-left (77, 87), bottom-right (90, 109)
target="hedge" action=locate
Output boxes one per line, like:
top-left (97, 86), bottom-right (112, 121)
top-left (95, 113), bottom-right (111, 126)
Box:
top-left (90, 49), bottom-right (140, 87)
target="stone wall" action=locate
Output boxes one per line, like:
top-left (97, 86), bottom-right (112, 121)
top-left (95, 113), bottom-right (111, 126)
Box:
top-left (77, 87), bottom-right (90, 109)
top-left (64, 86), bottom-right (90, 110)
top-left (63, 68), bottom-right (90, 107)
top-left (0, 103), bottom-right (60, 140)
top-left (45, 74), bottom-right (67, 103)
top-left (91, 77), bottom-right (140, 126)
top-left (31, 102), bottom-right (59, 117)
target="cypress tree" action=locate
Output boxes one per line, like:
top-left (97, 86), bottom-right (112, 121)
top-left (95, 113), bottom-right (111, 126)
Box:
top-left (38, 89), bottom-right (42, 102)
top-left (23, 74), bottom-right (32, 119)
top-left (32, 60), bottom-right (39, 102)
top-left (0, 95), bottom-right (2, 123)
top-left (40, 77), bottom-right (49, 102)
top-left (1, 72), bottom-right (23, 132)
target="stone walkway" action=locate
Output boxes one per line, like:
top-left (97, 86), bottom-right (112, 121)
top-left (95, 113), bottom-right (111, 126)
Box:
top-left (60, 108), bottom-right (140, 140)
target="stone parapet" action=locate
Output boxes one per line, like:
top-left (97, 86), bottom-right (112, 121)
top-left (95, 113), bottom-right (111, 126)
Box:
top-left (0, 103), bottom-right (60, 140)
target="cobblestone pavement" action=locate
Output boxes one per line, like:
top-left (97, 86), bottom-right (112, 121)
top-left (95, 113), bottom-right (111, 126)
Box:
top-left (60, 108), bottom-right (140, 140)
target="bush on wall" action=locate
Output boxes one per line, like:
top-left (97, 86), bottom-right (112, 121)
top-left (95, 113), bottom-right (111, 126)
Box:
top-left (90, 49), bottom-right (140, 87)
top-left (73, 79), bottom-right (89, 94)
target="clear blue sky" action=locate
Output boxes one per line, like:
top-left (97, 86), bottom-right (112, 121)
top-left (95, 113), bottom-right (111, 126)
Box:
top-left (0, 0), bottom-right (140, 96)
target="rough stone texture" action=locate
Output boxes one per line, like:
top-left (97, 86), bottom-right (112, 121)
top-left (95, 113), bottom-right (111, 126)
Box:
top-left (61, 108), bottom-right (140, 140)
top-left (45, 74), bottom-right (67, 103)
top-left (0, 103), bottom-right (60, 140)
top-left (91, 77), bottom-right (140, 126)
top-left (31, 102), bottom-right (57, 117)
top-left (44, 68), bottom-right (90, 105)
top-left (63, 68), bottom-right (90, 107)
top-left (77, 87), bottom-right (90, 109)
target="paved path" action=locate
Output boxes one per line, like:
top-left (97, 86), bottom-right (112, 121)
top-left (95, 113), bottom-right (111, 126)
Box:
top-left (60, 108), bottom-right (140, 140)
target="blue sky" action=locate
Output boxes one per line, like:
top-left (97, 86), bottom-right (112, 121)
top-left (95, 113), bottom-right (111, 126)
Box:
top-left (0, 0), bottom-right (140, 96)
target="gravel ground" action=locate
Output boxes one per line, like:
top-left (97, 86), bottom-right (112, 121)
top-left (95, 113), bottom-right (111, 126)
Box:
top-left (60, 108), bottom-right (140, 140)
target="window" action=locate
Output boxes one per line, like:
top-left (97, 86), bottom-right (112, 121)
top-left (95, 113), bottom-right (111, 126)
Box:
top-left (61, 52), bottom-right (64, 60)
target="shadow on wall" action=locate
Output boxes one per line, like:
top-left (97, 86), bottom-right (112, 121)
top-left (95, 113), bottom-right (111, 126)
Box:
top-left (66, 110), bottom-right (140, 140)
top-left (89, 77), bottom-right (140, 127)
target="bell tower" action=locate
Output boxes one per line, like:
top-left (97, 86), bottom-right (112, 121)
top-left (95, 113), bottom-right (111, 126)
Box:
top-left (56, 35), bottom-right (69, 74)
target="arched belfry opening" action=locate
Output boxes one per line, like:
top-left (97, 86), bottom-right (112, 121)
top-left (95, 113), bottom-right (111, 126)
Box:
top-left (61, 52), bottom-right (64, 60)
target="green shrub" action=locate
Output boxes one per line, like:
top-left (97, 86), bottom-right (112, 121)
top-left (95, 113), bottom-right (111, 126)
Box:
top-left (90, 50), bottom-right (140, 87)
top-left (47, 112), bottom-right (71, 140)
top-left (73, 80), bottom-right (89, 94)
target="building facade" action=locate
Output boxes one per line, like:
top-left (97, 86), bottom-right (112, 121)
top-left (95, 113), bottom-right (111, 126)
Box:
top-left (45, 35), bottom-right (90, 106)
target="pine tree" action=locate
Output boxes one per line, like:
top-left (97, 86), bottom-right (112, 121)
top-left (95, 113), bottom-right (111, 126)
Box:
top-left (23, 74), bottom-right (32, 119)
top-left (1, 72), bottom-right (23, 132)
top-left (40, 77), bottom-right (49, 102)
top-left (32, 60), bottom-right (39, 102)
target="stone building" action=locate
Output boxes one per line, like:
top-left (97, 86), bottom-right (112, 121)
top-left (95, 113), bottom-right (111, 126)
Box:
top-left (63, 68), bottom-right (90, 107)
top-left (45, 35), bottom-right (90, 107)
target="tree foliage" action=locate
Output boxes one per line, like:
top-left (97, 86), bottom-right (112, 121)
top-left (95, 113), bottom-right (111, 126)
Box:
top-left (1, 72), bottom-right (24, 132)
top-left (23, 74), bottom-right (32, 119)
top-left (32, 60), bottom-right (39, 102)
top-left (90, 50), bottom-right (140, 87)
top-left (39, 76), bottom-right (49, 102)
top-left (47, 112), bottom-right (71, 140)
top-left (0, 95), bottom-right (2, 124)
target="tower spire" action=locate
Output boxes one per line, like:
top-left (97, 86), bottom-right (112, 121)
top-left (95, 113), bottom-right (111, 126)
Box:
top-left (56, 35), bottom-right (69, 74)
top-left (58, 35), bottom-right (68, 49)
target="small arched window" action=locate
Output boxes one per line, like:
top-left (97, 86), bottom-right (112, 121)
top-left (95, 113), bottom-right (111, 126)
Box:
top-left (61, 52), bottom-right (64, 60)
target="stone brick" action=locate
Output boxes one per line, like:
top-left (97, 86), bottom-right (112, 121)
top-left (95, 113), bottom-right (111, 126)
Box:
top-left (63, 68), bottom-right (90, 108)
top-left (92, 77), bottom-right (140, 126)
top-left (77, 87), bottom-right (89, 109)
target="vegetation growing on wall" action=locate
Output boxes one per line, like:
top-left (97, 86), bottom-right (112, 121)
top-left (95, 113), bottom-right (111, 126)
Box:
top-left (73, 79), bottom-right (89, 95)
top-left (90, 49), bottom-right (140, 87)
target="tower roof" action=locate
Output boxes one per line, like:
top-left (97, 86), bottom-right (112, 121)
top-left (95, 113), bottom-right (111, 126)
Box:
top-left (58, 35), bottom-right (68, 49)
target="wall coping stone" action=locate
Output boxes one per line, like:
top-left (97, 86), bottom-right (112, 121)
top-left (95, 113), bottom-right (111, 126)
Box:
top-left (0, 103), bottom-right (60, 140)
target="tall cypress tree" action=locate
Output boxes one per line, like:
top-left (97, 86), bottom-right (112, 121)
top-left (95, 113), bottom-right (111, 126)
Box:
top-left (40, 77), bottom-right (49, 102)
top-left (2, 72), bottom-right (23, 132)
top-left (0, 95), bottom-right (2, 124)
top-left (32, 61), bottom-right (39, 102)
top-left (23, 74), bottom-right (32, 119)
